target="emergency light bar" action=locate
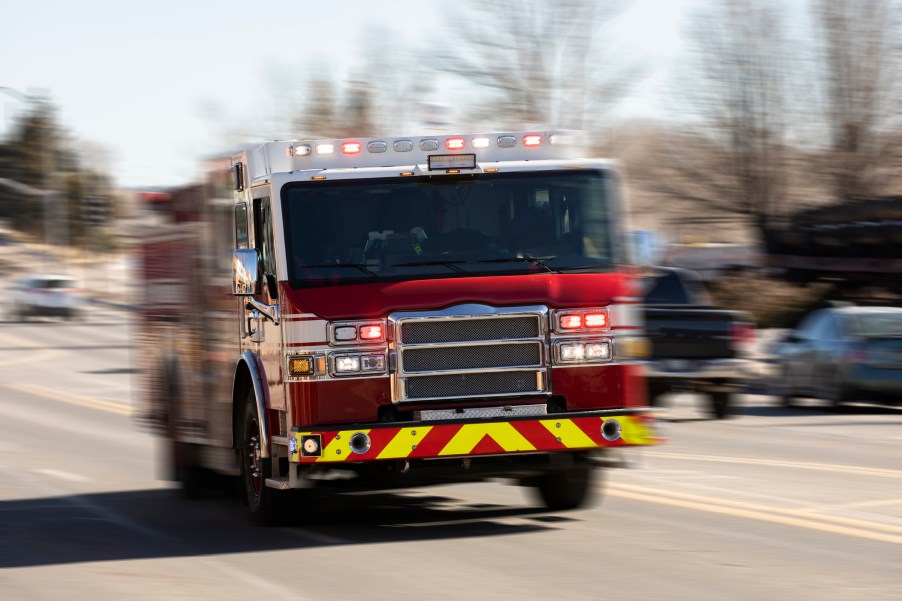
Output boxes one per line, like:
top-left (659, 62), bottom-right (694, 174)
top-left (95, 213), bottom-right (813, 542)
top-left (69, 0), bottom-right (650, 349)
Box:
top-left (284, 130), bottom-right (581, 171)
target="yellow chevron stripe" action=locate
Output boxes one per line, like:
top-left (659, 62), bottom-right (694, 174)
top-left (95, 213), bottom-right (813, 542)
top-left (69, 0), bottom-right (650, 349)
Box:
top-left (619, 416), bottom-right (656, 445)
top-left (377, 426), bottom-right (433, 459)
top-left (539, 418), bottom-right (597, 448)
top-left (317, 429), bottom-right (371, 463)
top-left (437, 422), bottom-right (536, 456)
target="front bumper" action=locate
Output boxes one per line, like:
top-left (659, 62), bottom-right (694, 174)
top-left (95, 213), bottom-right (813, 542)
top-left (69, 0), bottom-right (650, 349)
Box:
top-left (644, 358), bottom-right (752, 381)
top-left (290, 408), bottom-right (662, 464)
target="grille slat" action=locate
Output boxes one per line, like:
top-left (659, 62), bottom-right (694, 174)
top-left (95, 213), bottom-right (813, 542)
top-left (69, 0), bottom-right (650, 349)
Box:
top-left (405, 371), bottom-right (541, 400)
top-left (401, 316), bottom-right (539, 344)
top-left (394, 309), bottom-right (548, 402)
top-left (403, 342), bottom-right (542, 372)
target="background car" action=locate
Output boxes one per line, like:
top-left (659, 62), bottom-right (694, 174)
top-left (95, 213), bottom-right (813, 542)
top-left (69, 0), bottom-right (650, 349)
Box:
top-left (11, 274), bottom-right (82, 321)
top-left (774, 306), bottom-right (902, 407)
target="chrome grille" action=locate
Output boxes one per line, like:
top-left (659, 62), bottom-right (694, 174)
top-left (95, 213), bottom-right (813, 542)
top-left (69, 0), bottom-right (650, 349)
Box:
top-left (392, 305), bottom-right (549, 403)
top-left (402, 342), bottom-right (542, 372)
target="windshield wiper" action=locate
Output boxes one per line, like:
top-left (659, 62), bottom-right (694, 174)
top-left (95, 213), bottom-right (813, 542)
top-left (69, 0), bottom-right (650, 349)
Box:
top-left (391, 259), bottom-right (468, 273)
top-left (478, 255), bottom-right (558, 273)
top-left (305, 263), bottom-right (378, 278)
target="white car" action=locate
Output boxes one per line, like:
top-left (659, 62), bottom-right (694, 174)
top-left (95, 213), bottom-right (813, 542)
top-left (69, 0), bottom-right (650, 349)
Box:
top-left (11, 275), bottom-right (82, 320)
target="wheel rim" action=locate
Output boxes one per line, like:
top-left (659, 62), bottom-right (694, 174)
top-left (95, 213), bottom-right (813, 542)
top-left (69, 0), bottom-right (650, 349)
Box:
top-left (246, 415), bottom-right (262, 497)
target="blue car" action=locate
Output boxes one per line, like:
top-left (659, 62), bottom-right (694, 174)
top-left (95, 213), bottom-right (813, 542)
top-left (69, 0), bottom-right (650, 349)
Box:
top-left (775, 306), bottom-right (902, 407)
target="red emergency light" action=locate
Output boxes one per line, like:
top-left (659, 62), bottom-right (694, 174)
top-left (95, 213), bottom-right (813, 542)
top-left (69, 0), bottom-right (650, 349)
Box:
top-left (341, 142), bottom-right (362, 155)
top-left (445, 137), bottom-right (465, 151)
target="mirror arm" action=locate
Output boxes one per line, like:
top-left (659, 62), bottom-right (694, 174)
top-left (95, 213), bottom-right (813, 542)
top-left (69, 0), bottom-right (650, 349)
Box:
top-left (245, 297), bottom-right (279, 326)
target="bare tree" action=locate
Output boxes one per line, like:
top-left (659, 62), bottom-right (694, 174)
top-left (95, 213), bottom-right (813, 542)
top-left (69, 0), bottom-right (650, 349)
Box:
top-left (659, 0), bottom-right (796, 248)
top-left (436, 0), bottom-right (637, 131)
top-left (812, 0), bottom-right (902, 200)
top-left (292, 75), bottom-right (340, 138)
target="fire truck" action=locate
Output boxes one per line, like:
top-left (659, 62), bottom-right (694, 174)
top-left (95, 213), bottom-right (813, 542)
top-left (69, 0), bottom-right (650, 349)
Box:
top-left (135, 131), bottom-right (662, 524)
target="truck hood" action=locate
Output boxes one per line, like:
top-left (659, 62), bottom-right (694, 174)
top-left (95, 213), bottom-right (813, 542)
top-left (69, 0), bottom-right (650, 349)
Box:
top-left (283, 273), bottom-right (634, 320)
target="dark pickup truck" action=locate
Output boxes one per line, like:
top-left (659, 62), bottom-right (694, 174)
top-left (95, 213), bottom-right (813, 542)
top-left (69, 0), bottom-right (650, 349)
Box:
top-left (642, 267), bottom-right (755, 418)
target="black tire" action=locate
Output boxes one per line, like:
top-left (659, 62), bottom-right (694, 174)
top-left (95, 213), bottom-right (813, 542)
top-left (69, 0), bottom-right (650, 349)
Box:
top-left (240, 393), bottom-right (285, 526)
top-left (534, 462), bottom-right (598, 511)
top-left (709, 391), bottom-right (732, 419)
top-left (647, 381), bottom-right (669, 408)
top-left (822, 371), bottom-right (850, 410)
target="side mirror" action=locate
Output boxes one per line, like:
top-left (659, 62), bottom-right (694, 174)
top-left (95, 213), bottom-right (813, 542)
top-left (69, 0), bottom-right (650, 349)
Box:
top-left (233, 249), bottom-right (261, 296)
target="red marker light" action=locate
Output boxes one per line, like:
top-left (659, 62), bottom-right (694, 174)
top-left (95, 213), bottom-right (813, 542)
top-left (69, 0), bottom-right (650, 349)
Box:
top-left (341, 142), bottom-right (362, 154)
top-left (523, 134), bottom-right (542, 147)
top-left (445, 137), bottom-right (465, 150)
top-left (560, 314), bottom-right (582, 330)
top-left (359, 324), bottom-right (383, 340)
top-left (585, 312), bottom-right (608, 328)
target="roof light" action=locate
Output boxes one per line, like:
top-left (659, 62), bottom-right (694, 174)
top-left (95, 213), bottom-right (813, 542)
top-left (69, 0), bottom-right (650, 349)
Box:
top-left (484, 167), bottom-right (499, 173)
top-left (311, 175), bottom-right (327, 180)
top-left (472, 137), bottom-right (490, 149)
top-left (316, 143), bottom-right (334, 155)
top-left (400, 171), bottom-right (415, 176)
top-left (445, 137), bottom-right (465, 151)
top-left (394, 140), bottom-right (413, 152)
top-left (420, 139), bottom-right (439, 151)
top-left (293, 144), bottom-right (312, 156)
top-left (341, 142), bottom-right (361, 155)
top-left (497, 136), bottom-right (516, 148)
top-left (523, 134), bottom-right (542, 147)
top-left (585, 312), bottom-right (608, 328)
top-left (367, 141), bottom-right (387, 153)
top-left (560, 314), bottom-right (582, 330)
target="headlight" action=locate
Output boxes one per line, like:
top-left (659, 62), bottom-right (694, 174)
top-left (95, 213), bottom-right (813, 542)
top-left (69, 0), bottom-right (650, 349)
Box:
top-left (331, 352), bottom-right (387, 376)
top-left (554, 339), bottom-right (612, 364)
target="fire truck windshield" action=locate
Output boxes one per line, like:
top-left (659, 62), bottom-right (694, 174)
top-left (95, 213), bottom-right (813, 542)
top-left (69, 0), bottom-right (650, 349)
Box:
top-left (281, 169), bottom-right (619, 286)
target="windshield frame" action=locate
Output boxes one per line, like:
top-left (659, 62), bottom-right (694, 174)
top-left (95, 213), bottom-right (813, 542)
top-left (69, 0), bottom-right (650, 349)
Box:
top-left (280, 168), bottom-right (624, 288)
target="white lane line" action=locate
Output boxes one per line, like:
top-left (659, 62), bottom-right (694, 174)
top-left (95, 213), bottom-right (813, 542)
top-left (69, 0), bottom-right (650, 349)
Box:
top-left (646, 450), bottom-right (902, 479)
top-left (4, 382), bottom-right (131, 416)
top-left (609, 482), bottom-right (902, 538)
top-left (33, 468), bottom-right (90, 482)
top-left (804, 497), bottom-right (902, 511)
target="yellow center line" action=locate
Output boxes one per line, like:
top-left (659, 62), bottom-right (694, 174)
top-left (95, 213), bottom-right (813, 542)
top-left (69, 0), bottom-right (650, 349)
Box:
top-left (4, 382), bottom-right (131, 416)
top-left (0, 332), bottom-right (62, 367)
top-left (608, 482), bottom-right (902, 544)
top-left (646, 450), bottom-right (902, 479)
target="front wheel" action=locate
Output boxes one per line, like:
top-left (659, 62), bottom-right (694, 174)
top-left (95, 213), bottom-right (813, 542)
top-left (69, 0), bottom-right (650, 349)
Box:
top-left (240, 394), bottom-right (285, 526)
top-left (709, 391), bottom-right (732, 419)
top-left (533, 462), bottom-right (598, 511)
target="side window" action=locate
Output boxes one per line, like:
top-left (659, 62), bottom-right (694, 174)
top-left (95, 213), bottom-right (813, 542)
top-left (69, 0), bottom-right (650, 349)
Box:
top-left (817, 314), bottom-right (840, 340)
top-left (796, 311), bottom-right (825, 339)
top-left (234, 203), bottom-right (248, 249)
top-left (253, 196), bottom-right (278, 299)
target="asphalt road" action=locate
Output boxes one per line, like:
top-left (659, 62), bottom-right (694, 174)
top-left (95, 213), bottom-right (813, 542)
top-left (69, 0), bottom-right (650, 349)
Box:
top-left (1, 308), bottom-right (901, 601)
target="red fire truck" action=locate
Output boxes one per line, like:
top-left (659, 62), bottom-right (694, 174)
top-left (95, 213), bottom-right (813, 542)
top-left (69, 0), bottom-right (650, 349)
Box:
top-left (135, 131), bottom-right (662, 524)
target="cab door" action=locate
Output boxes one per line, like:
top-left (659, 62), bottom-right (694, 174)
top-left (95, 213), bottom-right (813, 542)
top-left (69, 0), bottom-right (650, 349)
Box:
top-left (243, 189), bottom-right (286, 420)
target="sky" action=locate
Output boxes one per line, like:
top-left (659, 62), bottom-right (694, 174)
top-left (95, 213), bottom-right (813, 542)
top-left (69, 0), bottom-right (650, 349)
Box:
top-left (0, 0), bottom-right (688, 189)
